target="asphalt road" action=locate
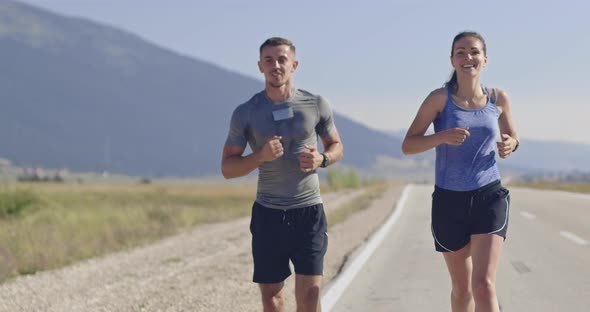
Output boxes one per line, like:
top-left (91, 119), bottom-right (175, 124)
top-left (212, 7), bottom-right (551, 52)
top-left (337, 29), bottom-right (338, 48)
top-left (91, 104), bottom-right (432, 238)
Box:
top-left (323, 185), bottom-right (590, 312)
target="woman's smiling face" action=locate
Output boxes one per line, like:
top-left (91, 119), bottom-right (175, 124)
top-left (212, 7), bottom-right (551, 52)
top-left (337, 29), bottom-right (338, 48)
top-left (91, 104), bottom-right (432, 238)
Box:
top-left (451, 36), bottom-right (488, 76)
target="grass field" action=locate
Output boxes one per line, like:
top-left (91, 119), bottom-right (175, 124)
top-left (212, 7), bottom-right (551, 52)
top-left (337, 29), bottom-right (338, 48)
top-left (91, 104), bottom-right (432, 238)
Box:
top-left (0, 182), bottom-right (256, 282)
top-left (0, 181), bottom-right (385, 284)
top-left (327, 182), bottom-right (390, 226)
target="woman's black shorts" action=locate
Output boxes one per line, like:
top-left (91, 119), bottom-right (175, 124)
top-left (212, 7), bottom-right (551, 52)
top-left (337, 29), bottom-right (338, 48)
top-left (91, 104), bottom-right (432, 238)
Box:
top-left (249, 202), bottom-right (328, 283)
top-left (431, 180), bottom-right (510, 252)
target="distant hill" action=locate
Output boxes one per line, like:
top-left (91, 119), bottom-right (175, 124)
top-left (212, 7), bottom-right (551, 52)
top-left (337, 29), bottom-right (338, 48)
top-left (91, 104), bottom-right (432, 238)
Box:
top-left (387, 130), bottom-right (590, 175)
top-left (391, 131), bottom-right (590, 174)
top-left (503, 139), bottom-right (590, 173)
top-left (0, 0), bottom-right (408, 177)
top-left (0, 1), bottom-right (588, 179)
top-left (0, 1), bottom-right (266, 176)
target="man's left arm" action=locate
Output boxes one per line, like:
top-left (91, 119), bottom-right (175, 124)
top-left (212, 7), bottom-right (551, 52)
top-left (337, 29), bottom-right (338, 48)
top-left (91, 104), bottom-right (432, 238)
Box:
top-left (319, 129), bottom-right (343, 167)
top-left (299, 95), bottom-right (343, 172)
top-left (299, 129), bottom-right (343, 172)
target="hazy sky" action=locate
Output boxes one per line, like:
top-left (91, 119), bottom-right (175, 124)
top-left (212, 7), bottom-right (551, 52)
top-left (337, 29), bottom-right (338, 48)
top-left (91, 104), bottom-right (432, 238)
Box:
top-left (20, 0), bottom-right (590, 144)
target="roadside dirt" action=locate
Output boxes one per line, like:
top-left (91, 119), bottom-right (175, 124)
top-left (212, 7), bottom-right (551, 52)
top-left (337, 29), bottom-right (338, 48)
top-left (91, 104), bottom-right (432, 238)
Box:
top-left (0, 185), bottom-right (403, 312)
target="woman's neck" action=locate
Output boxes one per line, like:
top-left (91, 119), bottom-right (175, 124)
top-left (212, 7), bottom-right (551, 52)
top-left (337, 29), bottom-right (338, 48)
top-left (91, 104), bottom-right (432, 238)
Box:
top-left (454, 77), bottom-right (483, 99)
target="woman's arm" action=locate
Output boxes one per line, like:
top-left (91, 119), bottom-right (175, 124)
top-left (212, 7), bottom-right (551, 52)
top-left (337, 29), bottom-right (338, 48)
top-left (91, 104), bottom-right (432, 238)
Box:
top-left (495, 88), bottom-right (519, 159)
top-left (402, 88), bottom-right (470, 155)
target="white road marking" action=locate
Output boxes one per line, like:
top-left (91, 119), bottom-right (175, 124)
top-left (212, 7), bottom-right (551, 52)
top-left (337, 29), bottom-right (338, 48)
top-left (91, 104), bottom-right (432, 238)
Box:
top-left (321, 184), bottom-right (412, 312)
top-left (574, 194), bottom-right (590, 200)
top-left (560, 231), bottom-right (589, 246)
top-left (520, 211), bottom-right (536, 220)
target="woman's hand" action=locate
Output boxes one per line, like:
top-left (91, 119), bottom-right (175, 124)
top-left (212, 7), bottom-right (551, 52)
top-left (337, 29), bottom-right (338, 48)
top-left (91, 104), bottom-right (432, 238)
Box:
top-left (440, 127), bottom-right (471, 146)
top-left (496, 134), bottom-right (518, 159)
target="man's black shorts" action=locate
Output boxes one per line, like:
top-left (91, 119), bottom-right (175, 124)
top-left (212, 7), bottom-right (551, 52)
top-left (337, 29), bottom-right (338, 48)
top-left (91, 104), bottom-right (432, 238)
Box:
top-left (431, 180), bottom-right (510, 252)
top-left (249, 202), bottom-right (328, 284)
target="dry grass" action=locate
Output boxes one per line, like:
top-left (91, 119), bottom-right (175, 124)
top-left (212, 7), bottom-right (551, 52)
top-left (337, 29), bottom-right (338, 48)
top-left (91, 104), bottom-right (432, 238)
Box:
top-left (510, 181), bottom-right (590, 194)
top-left (0, 180), bottom-right (371, 284)
top-left (0, 181), bottom-right (257, 283)
top-left (327, 182), bottom-right (389, 226)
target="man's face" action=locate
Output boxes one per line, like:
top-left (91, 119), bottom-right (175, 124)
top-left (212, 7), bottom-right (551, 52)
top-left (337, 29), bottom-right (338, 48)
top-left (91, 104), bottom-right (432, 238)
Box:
top-left (258, 45), bottom-right (298, 88)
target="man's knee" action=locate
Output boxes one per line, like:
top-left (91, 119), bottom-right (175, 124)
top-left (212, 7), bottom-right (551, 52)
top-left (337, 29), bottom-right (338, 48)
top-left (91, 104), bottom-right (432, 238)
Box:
top-left (296, 279), bottom-right (322, 311)
top-left (259, 283), bottom-right (285, 311)
top-left (301, 284), bottom-right (320, 301)
top-left (261, 294), bottom-right (284, 311)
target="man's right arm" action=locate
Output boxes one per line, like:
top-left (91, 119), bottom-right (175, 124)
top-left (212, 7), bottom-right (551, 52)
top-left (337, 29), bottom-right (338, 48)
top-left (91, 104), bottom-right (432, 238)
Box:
top-left (221, 145), bottom-right (262, 179)
top-left (221, 136), bottom-right (284, 179)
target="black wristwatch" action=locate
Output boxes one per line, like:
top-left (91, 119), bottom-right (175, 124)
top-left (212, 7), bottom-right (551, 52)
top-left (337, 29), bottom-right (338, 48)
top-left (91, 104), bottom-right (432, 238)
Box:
top-left (320, 153), bottom-right (329, 168)
top-left (512, 138), bottom-right (520, 152)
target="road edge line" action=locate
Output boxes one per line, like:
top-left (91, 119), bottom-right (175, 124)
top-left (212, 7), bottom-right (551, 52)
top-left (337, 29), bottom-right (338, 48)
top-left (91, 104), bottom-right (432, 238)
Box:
top-left (321, 184), bottom-right (413, 311)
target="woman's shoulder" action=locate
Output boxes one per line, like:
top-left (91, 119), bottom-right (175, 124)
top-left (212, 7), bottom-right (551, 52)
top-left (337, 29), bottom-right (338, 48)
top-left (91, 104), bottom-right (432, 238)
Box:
top-left (485, 86), bottom-right (510, 104)
top-left (424, 87), bottom-right (448, 108)
top-left (495, 88), bottom-right (509, 101)
top-left (429, 87), bottom-right (448, 98)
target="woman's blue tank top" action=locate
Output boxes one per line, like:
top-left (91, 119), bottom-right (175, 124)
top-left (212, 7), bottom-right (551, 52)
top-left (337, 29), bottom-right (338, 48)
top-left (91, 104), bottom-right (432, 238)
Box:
top-left (433, 87), bottom-right (501, 191)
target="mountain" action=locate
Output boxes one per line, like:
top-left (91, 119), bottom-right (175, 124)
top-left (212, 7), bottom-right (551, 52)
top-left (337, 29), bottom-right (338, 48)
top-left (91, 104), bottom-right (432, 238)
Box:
top-left (0, 1), bottom-right (408, 177)
top-left (1, 1), bottom-right (262, 176)
top-left (387, 131), bottom-right (590, 175)
top-left (370, 139), bottom-right (590, 183)
top-left (0, 1), bottom-right (588, 179)
top-left (502, 139), bottom-right (590, 173)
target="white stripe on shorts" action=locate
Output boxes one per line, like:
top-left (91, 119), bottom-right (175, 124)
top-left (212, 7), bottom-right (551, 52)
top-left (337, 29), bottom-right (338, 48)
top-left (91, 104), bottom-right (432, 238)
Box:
top-left (487, 196), bottom-right (509, 234)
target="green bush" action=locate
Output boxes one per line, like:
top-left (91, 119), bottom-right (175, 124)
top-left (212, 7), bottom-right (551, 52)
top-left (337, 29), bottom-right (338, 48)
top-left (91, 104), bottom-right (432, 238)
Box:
top-left (326, 167), bottom-right (361, 190)
top-left (0, 189), bottom-right (39, 218)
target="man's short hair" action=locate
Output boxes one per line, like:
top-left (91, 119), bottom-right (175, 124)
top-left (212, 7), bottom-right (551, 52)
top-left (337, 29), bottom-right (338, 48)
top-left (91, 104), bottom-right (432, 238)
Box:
top-left (259, 37), bottom-right (296, 55)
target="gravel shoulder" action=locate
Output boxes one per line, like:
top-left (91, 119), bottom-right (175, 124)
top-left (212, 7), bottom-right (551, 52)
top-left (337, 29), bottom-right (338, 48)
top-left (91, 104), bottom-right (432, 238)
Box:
top-left (0, 185), bottom-right (403, 312)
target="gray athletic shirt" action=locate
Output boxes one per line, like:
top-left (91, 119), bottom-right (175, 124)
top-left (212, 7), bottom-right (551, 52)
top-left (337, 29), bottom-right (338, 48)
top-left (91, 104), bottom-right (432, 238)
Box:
top-left (225, 89), bottom-right (336, 210)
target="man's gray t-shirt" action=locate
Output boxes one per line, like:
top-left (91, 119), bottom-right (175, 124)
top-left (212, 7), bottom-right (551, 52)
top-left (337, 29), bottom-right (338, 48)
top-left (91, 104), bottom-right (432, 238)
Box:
top-left (225, 89), bottom-right (336, 210)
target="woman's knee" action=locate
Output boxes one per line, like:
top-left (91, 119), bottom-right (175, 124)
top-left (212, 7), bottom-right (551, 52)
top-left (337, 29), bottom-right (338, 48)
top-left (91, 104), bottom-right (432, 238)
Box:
top-left (472, 277), bottom-right (496, 301)
top-left (451, 285), bottom-right (472, 303)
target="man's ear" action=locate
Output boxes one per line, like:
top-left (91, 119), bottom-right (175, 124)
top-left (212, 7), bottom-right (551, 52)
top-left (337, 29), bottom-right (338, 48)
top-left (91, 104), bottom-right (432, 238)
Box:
top-left (292, 60), bottom-right (299, 72)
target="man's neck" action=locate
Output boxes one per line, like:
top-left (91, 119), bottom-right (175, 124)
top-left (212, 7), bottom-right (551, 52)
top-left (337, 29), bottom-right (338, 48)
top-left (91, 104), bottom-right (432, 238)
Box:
top-left (265, 83), bottom-right (293, 103)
